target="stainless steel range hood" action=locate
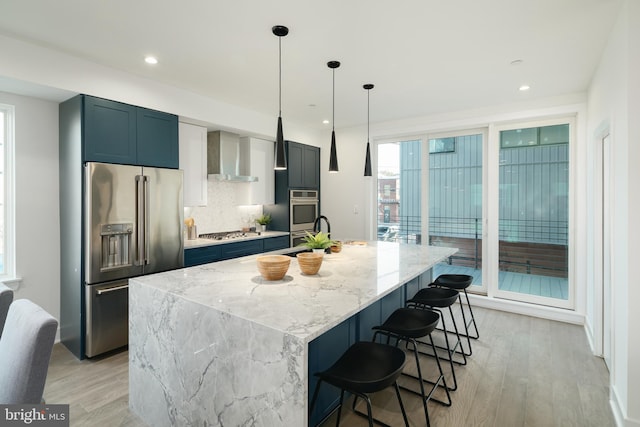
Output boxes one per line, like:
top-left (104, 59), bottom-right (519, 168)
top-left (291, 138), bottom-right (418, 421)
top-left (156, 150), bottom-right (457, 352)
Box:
top-left (207, 131), bottom-right (258, 182)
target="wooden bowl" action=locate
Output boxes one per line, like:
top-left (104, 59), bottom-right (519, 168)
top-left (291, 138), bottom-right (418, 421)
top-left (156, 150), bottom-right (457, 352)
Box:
top-left (256, 255), bottom-right (291, 281)
top-left (296, 252), bottom-right (324, 275)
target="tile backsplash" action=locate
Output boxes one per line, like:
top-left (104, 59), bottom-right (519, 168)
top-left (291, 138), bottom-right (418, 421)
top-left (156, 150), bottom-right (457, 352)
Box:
top-left (184, 181), bottom-right (262, 234)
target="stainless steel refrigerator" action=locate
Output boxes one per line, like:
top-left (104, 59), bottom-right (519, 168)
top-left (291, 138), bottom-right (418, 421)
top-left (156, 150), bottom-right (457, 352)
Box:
top-left (84, 162), bottom-right (183, 357)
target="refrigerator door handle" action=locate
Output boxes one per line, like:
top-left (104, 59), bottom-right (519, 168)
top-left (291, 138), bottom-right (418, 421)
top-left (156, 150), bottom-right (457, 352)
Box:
top-left (135, 175), bottom-right (145, 266)
top-left (143, 175), bottom-right (150, 265)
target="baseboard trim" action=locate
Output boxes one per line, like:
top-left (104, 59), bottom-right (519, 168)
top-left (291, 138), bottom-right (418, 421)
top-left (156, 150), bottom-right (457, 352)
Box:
top-left (610, 385), bottom-right (640, 427)
top-left (466, 294), bottom-right (584, 324)
top-left (584, 316), bottom-right (598, 355)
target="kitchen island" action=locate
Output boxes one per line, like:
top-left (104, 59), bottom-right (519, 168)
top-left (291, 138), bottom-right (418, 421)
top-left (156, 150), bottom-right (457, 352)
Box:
top-left (129, 241), bottom-right (457, 426)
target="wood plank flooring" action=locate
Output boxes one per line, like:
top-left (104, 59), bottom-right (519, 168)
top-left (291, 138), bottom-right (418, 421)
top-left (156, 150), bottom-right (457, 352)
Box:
top-left (43, 307), bottom-right (614, 426)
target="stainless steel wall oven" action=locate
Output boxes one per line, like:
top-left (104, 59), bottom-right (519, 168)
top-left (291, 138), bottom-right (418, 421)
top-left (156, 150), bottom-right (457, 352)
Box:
top-left (289, 189), bottom-right (318, 246)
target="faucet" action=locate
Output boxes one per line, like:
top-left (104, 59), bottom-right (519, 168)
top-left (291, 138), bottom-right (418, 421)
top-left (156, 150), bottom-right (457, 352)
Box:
top-left (313, 215), bottom-right (331, 237)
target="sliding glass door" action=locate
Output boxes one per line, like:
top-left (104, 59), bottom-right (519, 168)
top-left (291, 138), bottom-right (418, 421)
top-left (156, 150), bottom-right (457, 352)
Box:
top-left (376, 140), bottom-right (422, 245)
top-left (494, 122), bottom-right (571, 306)
top-left (427, 131), bottom-right (485, 293)
top-left (375, 118), bottom-right (573, 309)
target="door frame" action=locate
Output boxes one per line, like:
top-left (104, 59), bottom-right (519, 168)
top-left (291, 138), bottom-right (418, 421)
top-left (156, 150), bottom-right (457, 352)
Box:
top-left (422, 128), bottom-right (489, 295)
top-left (594, 127), bottom-right (613, 367)
top-left (489, 116), bottom-right (576, 309)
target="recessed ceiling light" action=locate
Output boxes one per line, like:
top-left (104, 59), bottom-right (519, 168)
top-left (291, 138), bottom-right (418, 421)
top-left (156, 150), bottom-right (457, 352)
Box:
top-left (322, 119), bottom-right (330, 124)
top-left (519, 85), bottom-right (530, 91)
top-left (144, 56), bottom-right (158, 65)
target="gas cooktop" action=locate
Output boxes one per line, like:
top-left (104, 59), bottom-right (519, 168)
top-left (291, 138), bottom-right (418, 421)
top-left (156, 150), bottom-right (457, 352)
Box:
top-left (199, 231), bottom-right (261, 241)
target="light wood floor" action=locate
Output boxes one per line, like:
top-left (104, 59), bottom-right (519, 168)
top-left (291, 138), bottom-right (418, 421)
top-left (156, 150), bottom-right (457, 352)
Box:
top-left (44, 307), bottom-right (614, 426)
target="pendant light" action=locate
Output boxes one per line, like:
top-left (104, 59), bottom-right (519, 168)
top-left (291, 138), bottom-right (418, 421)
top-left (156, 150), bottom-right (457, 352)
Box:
top-left (363, 84), bottom-right (374, 176)
top-left (327, 61), bottom-right (340, 173)
top-left (273, 25), bottom-right (288, 170)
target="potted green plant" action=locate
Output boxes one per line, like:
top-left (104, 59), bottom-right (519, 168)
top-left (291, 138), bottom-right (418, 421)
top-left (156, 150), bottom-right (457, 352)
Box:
top-left (299, 231), bottom-right (336, 254)
top-left (256, 213), bottom-right (271, 232)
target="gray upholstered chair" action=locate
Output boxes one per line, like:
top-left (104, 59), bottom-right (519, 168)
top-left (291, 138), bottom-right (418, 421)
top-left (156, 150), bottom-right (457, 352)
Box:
top-left (0, 283), bottom-right (13, 337)
top-left (0, 299), bottom-right (58, 404)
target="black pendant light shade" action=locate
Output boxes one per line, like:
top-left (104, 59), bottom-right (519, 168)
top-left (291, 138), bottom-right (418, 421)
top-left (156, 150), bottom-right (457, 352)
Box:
top-left (275, 116), bottom-right (286, 169)
top-left (328, 61), bottom-right (341, 173)
top-left (329, 130), bottom-right (338, 172)
top-left (364, 141), bottom-right (372, 176)
top-left (273, 25), bottom-right (288, 170)
top-left (363, 84), bottom-right (374, 177)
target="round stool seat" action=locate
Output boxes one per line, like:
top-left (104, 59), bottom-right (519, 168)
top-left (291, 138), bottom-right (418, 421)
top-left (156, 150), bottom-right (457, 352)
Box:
top-left (434, 274), bottom-right (473, 290)
top-left (316, 341), bottom-right (406, 394)
top-left (373, 308), bottom-right (440, 339)
top-left (408, 287), bottom-right (459, 308)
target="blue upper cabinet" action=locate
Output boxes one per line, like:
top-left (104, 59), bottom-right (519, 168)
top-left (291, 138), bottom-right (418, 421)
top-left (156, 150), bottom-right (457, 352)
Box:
top-left (136, 108), bottom-right (179, 168)
top-left (286, 141), bottom-right (320, 189)
top-left (82, 95), bottom-right (179, 168)
top-left (83, 97), bottom-right (137, 164)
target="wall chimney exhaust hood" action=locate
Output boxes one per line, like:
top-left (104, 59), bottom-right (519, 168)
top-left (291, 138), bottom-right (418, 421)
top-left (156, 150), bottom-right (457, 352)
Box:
top-left (207, 131), bottom-right (258, 182)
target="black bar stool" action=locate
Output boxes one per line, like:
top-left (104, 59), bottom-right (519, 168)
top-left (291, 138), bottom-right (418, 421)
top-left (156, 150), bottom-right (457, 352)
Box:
top-left (433, 274), bottom-right (479, 353)
top-left (309, 341), bottom-right (409, 427)
top-left (407, 287), bottom-right (466, 391)
top-left (372, 307), bottom-right (452, 427)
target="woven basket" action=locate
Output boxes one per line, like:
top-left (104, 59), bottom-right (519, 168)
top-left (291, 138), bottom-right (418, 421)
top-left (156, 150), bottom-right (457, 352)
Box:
top-left (296, 252), bottom-right (324, 275)
top-left (256, 255), bottom-right (290, 280)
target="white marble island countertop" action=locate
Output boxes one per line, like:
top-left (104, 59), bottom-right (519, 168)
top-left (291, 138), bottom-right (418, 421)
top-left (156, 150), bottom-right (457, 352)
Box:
top-left (133, 241), bottom-right (456, 342)
top-left (129, 241), bottom-right (457, 427)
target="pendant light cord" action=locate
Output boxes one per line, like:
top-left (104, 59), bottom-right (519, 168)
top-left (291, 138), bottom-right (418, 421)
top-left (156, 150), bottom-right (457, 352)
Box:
top-left (367, 89), bottom-right (370, 143)
top-left (332, 69), bottom-right (335, 131)
top-left (278, 36), bottom-right (282, 117)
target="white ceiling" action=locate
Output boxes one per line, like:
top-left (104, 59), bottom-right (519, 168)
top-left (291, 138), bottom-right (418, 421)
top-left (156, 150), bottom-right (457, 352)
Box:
top-left (0, 0), bottom-right (622, 130)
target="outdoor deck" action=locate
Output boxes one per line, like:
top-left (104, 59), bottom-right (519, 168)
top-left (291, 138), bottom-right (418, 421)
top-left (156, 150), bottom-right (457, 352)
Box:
top-left (432, 263), bottom-right (569, 300)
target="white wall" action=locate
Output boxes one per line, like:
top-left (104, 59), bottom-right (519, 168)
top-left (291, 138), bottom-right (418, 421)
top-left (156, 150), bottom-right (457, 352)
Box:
top-left (0, 33), bottom-right (322, 147)
top-left (0, 91), bottom-right (60, 326)
top-left (586, 0), bottom-right (640, 425)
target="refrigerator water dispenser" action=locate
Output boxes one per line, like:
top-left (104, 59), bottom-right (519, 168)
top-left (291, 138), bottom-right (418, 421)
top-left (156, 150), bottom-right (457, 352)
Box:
top-left (100, 223), bottom-right (133, 270)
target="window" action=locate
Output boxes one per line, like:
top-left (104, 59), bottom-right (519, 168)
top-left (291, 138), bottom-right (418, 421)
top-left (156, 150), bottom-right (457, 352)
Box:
top-left (500, 124), bottom-right (569, 148)
top-left (429, 137), bottom-right (455, 154)
top-left (496, 120), bottom-right (571, 306)
top-left (0, 103), bottom-right (15, 279)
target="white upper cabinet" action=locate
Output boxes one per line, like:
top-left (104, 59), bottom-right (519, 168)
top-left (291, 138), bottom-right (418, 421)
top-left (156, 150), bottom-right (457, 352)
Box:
top-left (179, 122), bottom-right (207, 206)
top-left (245, 137), bottom-right (275, 205)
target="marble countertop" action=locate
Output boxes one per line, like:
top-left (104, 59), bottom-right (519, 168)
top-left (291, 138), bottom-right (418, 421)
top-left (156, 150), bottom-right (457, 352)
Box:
top-left (183, 230), bottom-right (290, 249)
top-left (131, 241), bottom-right (456, 342)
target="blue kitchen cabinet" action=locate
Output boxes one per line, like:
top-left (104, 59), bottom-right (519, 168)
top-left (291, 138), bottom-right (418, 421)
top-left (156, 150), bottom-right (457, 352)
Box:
top-left (404, 276), bottom-right (421, 303)
top-left (357, 301), bottom-right (381, 342)
top-left (185, 238), bottom-right (275, 267)
top-left (267, 140), bottom-right (320, 234)
top-left (184, 245), bottom-right (223, 267)
top-left (286, 141), bottom-right (319, 189)
top-left (220, 240), bottom-right (263, 260)
top-left (82, 95), bottom-right (179, 168)
top-left (136, 107), bottom-right (179, 168)
top-left (308, 316), bottom-right (356, 426)
top-left (308, 284), bottom-right (407, 425)
top-left (83, 96), bottom-right (137, 165)
top-left (357, 286), bottom-right (405, 343)
top-left (263, 235), bottom-right (289, 251)
top-left (405, 271), bottom-right (432, 301)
